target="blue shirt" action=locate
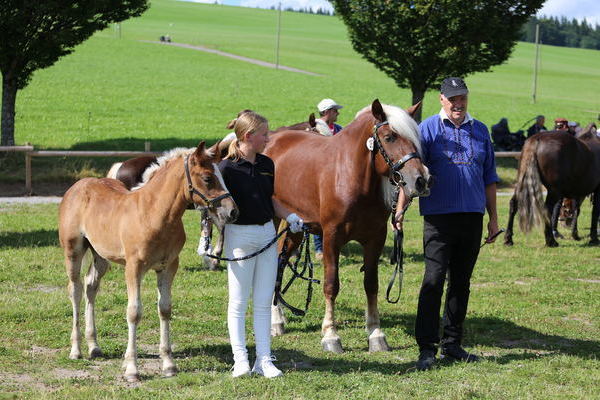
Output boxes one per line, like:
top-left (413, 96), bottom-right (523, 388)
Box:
top-left (418, 111), bottom-right (499, 216)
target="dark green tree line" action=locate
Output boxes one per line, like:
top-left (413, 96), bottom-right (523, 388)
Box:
top-left (521, 16), bottom-right (600, 50)
top-left (330, 0), bottom-right (544, 121)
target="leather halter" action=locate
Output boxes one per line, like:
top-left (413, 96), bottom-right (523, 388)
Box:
top-left (184, 155), bottom-right (232, 210)
top-left (372, 121), bottom-right (420, 186)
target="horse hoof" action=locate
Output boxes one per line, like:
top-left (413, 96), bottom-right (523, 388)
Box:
top-left (271, 323), bottom-right (285, 337)
top-left (124, 373), bottom-right (140, 383)
top-left (89, 348), bottom-right (103, 359)
top-left (69, 351), bottom-right (82, 360)
top-left (504, 240), bottom-right (513, 247)
top-left (322, 338), bottom-right (343, 353)
top-left (163, 366), bottom-right (177, 377)
top-left (368, 336), bottom-right (390, 352)
top-left (573, 235), bottom-right (581, 241)
top-left (588, 239), bottom-right (599, 246)
top-left (546, 241), bottom-right (559, 248)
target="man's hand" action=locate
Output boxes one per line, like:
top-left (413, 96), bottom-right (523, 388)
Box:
top-left (486, 218), bottom-right (500, 243)
top-left (392, 210), bottom-right (404, 231)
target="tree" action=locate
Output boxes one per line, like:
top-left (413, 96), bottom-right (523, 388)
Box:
top-left (330, 0), bottom-right (544, 121)
top-left (0, 1), bottom-right (149, 146)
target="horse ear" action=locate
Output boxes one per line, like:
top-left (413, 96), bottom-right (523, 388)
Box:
top-left (406, 101), bottom-right (422, 119)
top-left (309, 113), bottom-right (316, 128)
top-left (194, 141), bottom-right (206, 159)
top-left (206, 140), bottom-right (221, 161)
top-left (371, 99), bottom-right (386, 122)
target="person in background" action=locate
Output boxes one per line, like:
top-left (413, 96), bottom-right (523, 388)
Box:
top-left (396, 77), bottom-right (500, 371)
top-left (567, 121), bottom-right (580, 136)
top-left (554, 118), bottom-right (568, 131)
top-left (527, 115), bottom-right (546, 138)
top-left (490, 118), bottom-right (512, 150)
top-left (219, 111), bottom-right (304, 378)
top-left (315, 98), bottom-right (343, 137)
top-left (313, 98), bottom-right (344, 259)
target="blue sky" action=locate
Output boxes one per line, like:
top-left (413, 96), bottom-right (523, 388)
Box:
top-left (184, 0), bottom-right (600, 26)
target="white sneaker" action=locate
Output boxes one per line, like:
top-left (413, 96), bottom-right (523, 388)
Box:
top-left (231, 359), bottom-right (251, 378)
top-left (252, 356), bottom-right (283, 378)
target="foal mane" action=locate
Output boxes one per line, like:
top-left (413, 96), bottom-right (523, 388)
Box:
top-left (354, 103), bottom-right (422, 155)
top-left (132, 147), bottom-right (194, 190)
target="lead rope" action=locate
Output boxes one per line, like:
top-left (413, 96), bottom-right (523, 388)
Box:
top-left (386, 187), bottom-right (412, 304)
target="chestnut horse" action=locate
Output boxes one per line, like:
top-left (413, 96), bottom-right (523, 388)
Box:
top-left (266, 100), bottom-right (432, 353)
top-left (504, 125), bottom-right (600, 247)
top-left (59, 142), bottom-right (238, 382)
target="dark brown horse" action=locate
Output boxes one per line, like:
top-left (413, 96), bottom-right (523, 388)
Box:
top-left (504, 124), bottom-right (600, 247)
top-left (266, 100), bottom-right (432, 353)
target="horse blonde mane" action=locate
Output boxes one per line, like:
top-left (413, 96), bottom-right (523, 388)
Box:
top-left (132, 147), bottom-right (195, 191)
top-left (355, 103), bottom-right (422, 155)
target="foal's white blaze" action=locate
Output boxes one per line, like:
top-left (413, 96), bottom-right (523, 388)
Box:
top-left (212, 162), bottom-right (229, 194)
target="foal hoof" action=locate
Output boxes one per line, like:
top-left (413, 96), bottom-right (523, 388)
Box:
top-left (89, 348), bottom-right (103, 359)
top-left (322, 338), bottom-right (344, 353)
top-left (69, 351), bottom-right (82, 360)
top-left (504, 240), bottom-right (513, 247)
top-left (546, 241), bottom-right (559, 248)
top-left (368, 336), bottom-right (390, 352)
top-left (124, 373), bottom-right (140, 383)
top-left (271, 323), bottom-right (285, 337)
top-left (588, 239), bottom-right (599, 246)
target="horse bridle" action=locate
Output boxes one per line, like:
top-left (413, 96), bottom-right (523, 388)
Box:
top-left (184, 155), bottom-right (232, 210)
top-left (372, 121), bottom-right (420, 186)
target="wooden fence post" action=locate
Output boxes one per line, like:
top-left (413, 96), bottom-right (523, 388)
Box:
top-left (144, 141), bottom-right (151, 152)
top-left (25, 142), bottom-right (32, 195)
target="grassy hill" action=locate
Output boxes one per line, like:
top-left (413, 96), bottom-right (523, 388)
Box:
top-left (12, 0), bottom-right (600, 150)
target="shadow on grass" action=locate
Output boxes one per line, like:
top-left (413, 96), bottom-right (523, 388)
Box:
top-left (69, 137), bottom-right (220, 152)
top-left (0, 229), bottom-right (59, 248)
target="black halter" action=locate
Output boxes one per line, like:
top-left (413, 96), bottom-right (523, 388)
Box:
top-left (184, 155), bottom-right (232, 210)
top-left (372, 121), bottom-right (421, 186)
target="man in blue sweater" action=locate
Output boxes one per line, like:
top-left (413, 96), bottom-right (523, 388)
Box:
top-left (396, 77), bottom-right (499, 371)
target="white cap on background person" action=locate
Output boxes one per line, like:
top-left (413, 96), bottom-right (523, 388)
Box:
top-left (317, 98), bottom-right (343, 113)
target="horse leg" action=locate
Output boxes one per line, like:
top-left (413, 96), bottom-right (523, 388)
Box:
top-left (590, 190), bottom-right (600, 245)
top-left (123, 264), bottom-right (143, 382)
top-left (84, 250), bottom-right (109, 358)
top-left (551, 198), bottom-right (564, 239)
top-left (65, 249), bottom-right (85, 359)
top-left (544, 192), bottom-right (560, 247)
top-left (504, 194), bottom-right (518, 246)
top-left (321, 233), bottom-right (343, 353)
top-left (571, 198), bottom-right (581, 241)
top-left (156, 259), bottom-right (178, 377)
top-left (362, 230), bottom-right (390, 352)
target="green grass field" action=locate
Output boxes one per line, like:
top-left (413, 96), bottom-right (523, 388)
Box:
top-left (0, 197), bottom-right (598, 399)
top-left (1, 1), bottom-right (599, 398)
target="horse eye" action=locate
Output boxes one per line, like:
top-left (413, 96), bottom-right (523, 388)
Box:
top-left (384, 135), bottom-right (393, 143)
top-left (203, 175), bottom-right (214, 185)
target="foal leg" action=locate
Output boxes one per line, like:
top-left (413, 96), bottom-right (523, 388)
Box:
top-left (65, 250), bottom-right (85, 359)
top-left (123, 264), bottom-right (143, 382)
top-left (362, 230), bottom-right (390, 352)
top-left (271, 230), bottom-right (302, 337)
top-left (209, 226), bottom-right (225, 271)
top-left (85, 251), bottom-right (110, 358)
top-left (504, 195), bottom-right (518, 246)
top-left (156, 260), bottom-right (178, 377)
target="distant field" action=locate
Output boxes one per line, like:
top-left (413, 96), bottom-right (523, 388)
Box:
top-left (12, 0), bottom-right (600, 151)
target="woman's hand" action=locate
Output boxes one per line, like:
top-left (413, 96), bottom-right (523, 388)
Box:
top-left (286, 213), bottom-right (304, 233)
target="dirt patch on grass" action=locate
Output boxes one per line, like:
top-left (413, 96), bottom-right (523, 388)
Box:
top-left (29, 345), bottom-right (61, 356)
top-left (562, 315), bottom-right (593, 326)
top-left (1, 373), bottom-right (53, 392)
top-left (53, 368), bottom-right (96, 380)
top-left (574, 278), bottom-right (600, 284)
top-left (29, 285), bottom-right (61, 293)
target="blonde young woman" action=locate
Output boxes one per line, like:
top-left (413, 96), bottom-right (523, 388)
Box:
top-left (218, 111), bottom-right (303, 378)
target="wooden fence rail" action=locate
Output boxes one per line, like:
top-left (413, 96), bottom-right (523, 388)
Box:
top-left (1, 145), bottom-right (521, 195)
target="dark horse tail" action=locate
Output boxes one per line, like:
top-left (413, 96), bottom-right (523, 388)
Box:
top-left (515, 137), bottom-right (549, 233)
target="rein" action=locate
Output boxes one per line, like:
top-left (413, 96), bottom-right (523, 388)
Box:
top-left (184, 155), bottom-right (233, 211)
top-left (370, 121), bottom-right (418, 303)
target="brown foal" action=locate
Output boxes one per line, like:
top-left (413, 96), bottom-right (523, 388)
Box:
top-left (58, 142), bottom-right (237, 382)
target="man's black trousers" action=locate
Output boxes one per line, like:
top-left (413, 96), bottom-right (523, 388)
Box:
top-left (415, 212), bottom-right (483, 352)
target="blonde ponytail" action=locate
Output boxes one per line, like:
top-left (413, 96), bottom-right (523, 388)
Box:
top-left (225, 110), bottom-right (268, 161)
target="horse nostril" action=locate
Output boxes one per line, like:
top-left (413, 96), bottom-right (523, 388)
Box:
top-left (230, 208), bottom-right (239, 221)
top-left (416, 176), bottom-right (426, 192)
top-left (427, 176), bottom-right (434, 188)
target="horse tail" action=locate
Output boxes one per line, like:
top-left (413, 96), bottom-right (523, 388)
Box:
top-left (106, 162), bottom-right (122, 179)
top-left (516, 138), bottom-right (548, 233)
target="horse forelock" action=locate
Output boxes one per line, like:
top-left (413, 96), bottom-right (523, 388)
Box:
top-left (132, 147), bottom-right (194, 191)
top-left (354, 103), bottom-right (422, 155)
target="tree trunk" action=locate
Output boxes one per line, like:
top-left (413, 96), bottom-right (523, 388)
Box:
top-left (410, 86), bottom-right (426, 123)
top-left (1, 73), bottom-right (17, 146)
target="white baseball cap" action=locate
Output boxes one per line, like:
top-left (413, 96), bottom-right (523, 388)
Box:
top-left (317, 98), bottom-right (343, 113)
